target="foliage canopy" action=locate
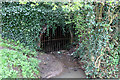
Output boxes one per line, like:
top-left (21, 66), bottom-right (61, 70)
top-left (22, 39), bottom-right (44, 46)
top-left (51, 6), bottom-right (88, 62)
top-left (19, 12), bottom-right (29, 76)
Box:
top-left (1, 1), bottom-right (120, 78)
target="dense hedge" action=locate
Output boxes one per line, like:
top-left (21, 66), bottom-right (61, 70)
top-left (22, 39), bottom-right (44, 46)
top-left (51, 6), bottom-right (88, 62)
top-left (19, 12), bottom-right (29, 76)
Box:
top-left (61, 2), bottom-right (119, 78)
top-left (1, 2), bottom-right (119, 79)
top-left (69, 2), bottom-right (119, 78)
top-left (1, 2), bottom-right (69, 50)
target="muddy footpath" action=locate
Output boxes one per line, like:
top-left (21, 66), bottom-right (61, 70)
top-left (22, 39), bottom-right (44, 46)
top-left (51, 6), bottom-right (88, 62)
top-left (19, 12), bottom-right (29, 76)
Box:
top-left (37, 50), bottom-right (86, 78)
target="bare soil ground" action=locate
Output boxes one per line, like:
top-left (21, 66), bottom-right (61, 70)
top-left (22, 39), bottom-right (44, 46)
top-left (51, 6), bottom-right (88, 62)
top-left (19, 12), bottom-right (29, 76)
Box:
top-left (37, 53), bottom-right (64, 78)
top-left (37, 49), bottom-right (86, 78)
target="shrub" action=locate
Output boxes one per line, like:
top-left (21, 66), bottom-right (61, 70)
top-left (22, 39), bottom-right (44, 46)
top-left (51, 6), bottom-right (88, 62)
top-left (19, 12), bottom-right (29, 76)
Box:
top-left (0, 34), bottom-right (41, 78)
top-left (1, 1), bottom-right (119, 79)
top-left (63, 2), bottom-right (119, 78)
top-left (1, 2), bottom-right (69, 50)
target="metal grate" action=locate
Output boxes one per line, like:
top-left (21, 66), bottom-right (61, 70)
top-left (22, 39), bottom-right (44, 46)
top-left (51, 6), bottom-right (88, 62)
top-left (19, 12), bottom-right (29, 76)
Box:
top-left (40, 27), bottom-right (71, 52)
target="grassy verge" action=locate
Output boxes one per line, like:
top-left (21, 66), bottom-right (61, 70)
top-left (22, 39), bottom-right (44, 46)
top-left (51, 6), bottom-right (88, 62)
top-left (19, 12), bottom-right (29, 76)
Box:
top-left (0, 35), bottom-right (41, 78)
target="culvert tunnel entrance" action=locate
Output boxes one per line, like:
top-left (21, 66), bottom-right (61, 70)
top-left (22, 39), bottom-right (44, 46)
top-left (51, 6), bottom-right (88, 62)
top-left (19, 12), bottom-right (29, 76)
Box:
top-left (40, 26), bottom-right (72, 52)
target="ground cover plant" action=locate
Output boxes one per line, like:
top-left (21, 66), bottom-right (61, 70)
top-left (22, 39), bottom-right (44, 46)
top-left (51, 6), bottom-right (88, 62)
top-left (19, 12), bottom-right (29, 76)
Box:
top-left (1, 1), bottom-right (119, 79)
top-left (0, 34), bottom-right (41, 79)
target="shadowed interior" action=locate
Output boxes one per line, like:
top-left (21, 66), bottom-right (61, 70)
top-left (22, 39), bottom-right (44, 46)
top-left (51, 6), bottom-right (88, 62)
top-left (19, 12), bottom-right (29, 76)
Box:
top-left (41, 26), bottom-right (71, 52)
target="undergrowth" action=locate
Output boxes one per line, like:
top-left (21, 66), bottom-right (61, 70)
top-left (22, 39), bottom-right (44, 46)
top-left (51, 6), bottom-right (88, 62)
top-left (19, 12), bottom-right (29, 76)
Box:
top-left (1, 1), bottom-right (119, 79)
top-left (0, 34), bottom-right (41, 79)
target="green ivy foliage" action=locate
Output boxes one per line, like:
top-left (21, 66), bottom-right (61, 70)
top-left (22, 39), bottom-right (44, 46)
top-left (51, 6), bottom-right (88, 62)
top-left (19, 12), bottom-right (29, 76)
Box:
top-left (1, 2), bottom-right (119, 79)
top-left (63, 2), bottom-right (119, 78)
top-left (1, 2), bottom-right (69, 50)
top-left (0, 34), bottom-right (41, 78)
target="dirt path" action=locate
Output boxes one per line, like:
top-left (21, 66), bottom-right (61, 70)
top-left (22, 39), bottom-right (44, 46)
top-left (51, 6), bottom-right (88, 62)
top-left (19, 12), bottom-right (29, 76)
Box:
top-left (37, 53), bottom-right (64, 78)
top-left (37, 50), bottom-right (86, 78)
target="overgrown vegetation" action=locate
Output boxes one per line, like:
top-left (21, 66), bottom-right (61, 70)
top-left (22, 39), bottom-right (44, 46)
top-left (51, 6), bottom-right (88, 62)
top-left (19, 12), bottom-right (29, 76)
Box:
top-left (0, 34), bottom-right (41, 79)
top-left (1, 2), bottom-right (69, 50)
top-left (1, 1), bottom-right (119, 79)
top-left (64, 2), bottom-right (119, 78)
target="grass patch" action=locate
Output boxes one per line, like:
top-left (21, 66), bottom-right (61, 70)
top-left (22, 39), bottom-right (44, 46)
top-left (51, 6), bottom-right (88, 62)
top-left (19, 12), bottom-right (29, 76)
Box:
top-left (0, 35), bottom-right (41, 78)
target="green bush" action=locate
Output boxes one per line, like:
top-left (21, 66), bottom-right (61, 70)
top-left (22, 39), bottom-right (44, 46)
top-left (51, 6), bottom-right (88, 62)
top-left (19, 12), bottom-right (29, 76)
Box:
top-left (63, 2), bottom-right (119, 78)
top-left (1, 1), bottom-right (119, 79)
top-left (1, 2), bottom-right (69, 50)
top-left (0, 34), bottom-right (41, 78)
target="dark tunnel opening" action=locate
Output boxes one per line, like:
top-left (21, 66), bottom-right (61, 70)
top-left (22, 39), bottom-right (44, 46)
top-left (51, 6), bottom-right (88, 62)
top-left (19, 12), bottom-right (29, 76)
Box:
top-left (40, 26), bottom-right (71, 52)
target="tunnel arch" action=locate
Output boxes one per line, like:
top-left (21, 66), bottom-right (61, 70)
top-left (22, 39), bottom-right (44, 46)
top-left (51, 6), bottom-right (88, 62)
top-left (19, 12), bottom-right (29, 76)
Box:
top-left (39, 26), bottom-right (73, 52)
